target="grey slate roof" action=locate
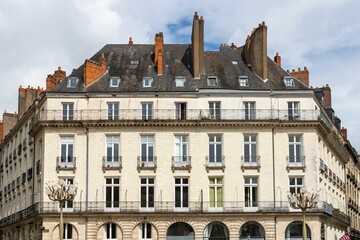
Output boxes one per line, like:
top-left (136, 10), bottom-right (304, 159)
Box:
top-left (50, 43), bottom-right (310, 93)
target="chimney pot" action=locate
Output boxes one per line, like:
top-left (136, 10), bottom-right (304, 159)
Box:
top-left (129, 37), bottom-right (133, 45)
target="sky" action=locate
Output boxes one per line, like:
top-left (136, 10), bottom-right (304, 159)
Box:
top-left (0, 0), bottom-right (360, 151)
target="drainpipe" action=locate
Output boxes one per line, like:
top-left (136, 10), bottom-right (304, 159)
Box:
top-left (85, 127), bottom-right (89, 240)
top-left (272, 127), bottom-right (276, 207)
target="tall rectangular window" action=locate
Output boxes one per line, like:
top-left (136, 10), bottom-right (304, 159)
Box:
top-left (175, 103), bottom-right (187, 120)
top-left (63, 223), bottom-right (73, 240)
top-left (208, 135), bottom-right (222, 162)
top-left (289, 135), bottom-right (302, 162)
top-left (244, 135), bottom-right (257, 162)
top-left (140, 178), bottom-right (154, 208)
top-left (106, 135), bottom-right (120, 162)
top-left (174, 135), bottom-right (188, 162)
top-left (104, 223), bottom-right (117, 240)
top-left (60, 136), bottom-right (74, 163)
top-left (209, 178), bottom-right (222, 208)
top-left (244, 102), bottom-right (256, 120)
top-left (142, 102), bottom-right (153, 120)
top-left (107, 102), bottom-right (119, 120)
top-left (289, 177), bottom-right (303, 194)
top-left (141, 136), bottom-right (154, 162)
top-left (105, 178), bottom-right (120, 210)
top-left (62, 178), bottom-right (74, 210)
top-left (62, 102), bottom-right (74, 121)
top-left (244, 177), bottom-right (258, 208)
top-left (288, 102), bottom-right (300, 120)
top-left (209, 102), bottom-right (221, 119)
top-left (175, 178), bottom-right (189, 209)
top-left (140, 223), bottom-right (152, 240)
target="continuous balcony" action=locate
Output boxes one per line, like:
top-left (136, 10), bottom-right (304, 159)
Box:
top-left (31, 109), bottom-right (325, 123)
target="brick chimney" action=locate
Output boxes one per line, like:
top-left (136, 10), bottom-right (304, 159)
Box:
top-left (154, 32), bottom-right (164, 75)
top-left (274, 52), bottom-right (281, 67)
top-left (46, 67), bottom-right (66, 91)
top-left (129, 37), bottom-right (133, 45)
top-left (18, 85), bottom-right (43, 118)
top-left (243, 22), bottom-right (268, 80)
top-left (191, 12), bottom-right (205, 79)
top-left (290, 67), bottom-right (309, 87)
top-left (84, 53), bottom-right (107, 86)
top-left (0, 121), bottom-right (3, 141)
top-left (321, 84), bottom-right (332, 109)
top-left (341, 127), bottom-right (348, 140)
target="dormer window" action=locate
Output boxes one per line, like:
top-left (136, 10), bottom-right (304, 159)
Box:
top-left (142, 77), bottom-right (153, 88)
top-left (175, 76), bottom-right (186, 87)
top-left (131, 60), bottom-right (139, 65)
top-left (109, 77), bottom-right (121, 87)
top-left (232, 61), bottom-right (238, 65)
top-left (283, 76), bottom-right (295, 86)
top-left (238, 76), bottom-right (249, 87)
top-left (207, 76), bottom-right (218, 86)
top-left (67, 77), bottom-right (79, 88)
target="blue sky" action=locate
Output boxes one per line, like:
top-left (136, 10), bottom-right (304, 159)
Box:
top-left (0, 0), bottom-right (360, 151)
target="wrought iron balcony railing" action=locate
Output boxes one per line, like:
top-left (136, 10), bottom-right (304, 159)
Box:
top-left (102, 156), bottom-right (122, 172)
top-left (205, 156), bottom-right (225, 172)
top-left (137, 156), bottom-right (157, 172)
top-left (56, 156), bottom-right (76, 173)
top-left (286, 156), bottom-right (306, 171)
top-left (171, 156), bottom-right (191, 172)
top-left (241, 156), bottom-right (260, 171)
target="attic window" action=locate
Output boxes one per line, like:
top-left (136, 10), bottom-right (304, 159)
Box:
top-left (207, 76), bottom-right (218, 86)
top-left (232, 61), bottom-right (238, 65)
top-left (131, 60), bottom-right (139, 65)
top-left (238, 76), bottom-right (249, 87)
top-left (109, 77), bottom-right (121, 87)
top-left (175, 76), bottom-right (186, 87)
top-left (283, 76), bottom-right (295, 86)
top-left (142, 77), bottom-right (153, 87)
top-left (67, 77), bottom-right (79, 88)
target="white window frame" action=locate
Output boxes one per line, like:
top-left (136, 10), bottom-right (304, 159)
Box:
top-left (244, 177), bottom-right (258, 210)
top-left (288, 102), bottom-right (300, 120)
top-left (244, 101), bottom-right (256, 120)
top-left (140, 178), bottom-right (155, 211)
top-left (174, 76), bottom-right (186, 87)
top-left (109, 77), bottom-right (120, 87)
top-left (141, 102), bottom-right (153, 120)
top-left (209, 177), bottom-right (223, 210)
top-left (106, 135), bottom-right (120, 163)
top-left (67, 77), bottom-right (79, 88)
top-left (61, 178), bottom-right (74, 212)
top-left (174, 135), bottom-right (188, 162)
top-left (63, 223), bottom-right (73, 240)
top-left (60, 136), bottom-right (74, 164)
top-left (104, 223), bottom-right (117, 240)
top-left (140, 222), bottom-right (152, 240)
top-left (238, 76), bottom-right (249, 87)
top-left (107, 102), bottom-right (119, 120)
top-left (289, 135), bottom-right (302, 163)
top-left (62, 102), bottom-right (74, 121)
top-left (105, 178), bottom-right (120, 211)
top-left (142, 77), bottom-right (153, 88)
top-left (289, 177), bottom-right (303, 194)
top-left (244, 134), bottom-right (257, 163)
top-left (140, 135), bottom-right (154, 162)
top-left (209, 102), bottom-right (221, 119)
top-left (208, 134), bottom-right (222, 163)
top-left (283, 76), bottom-right (295, 86)
top-left (207, 76), bottom-right (218, 86)
top-left (175, 102), bottom-right (187, 120)
top-left (174, 178), bottom-right (189, 210)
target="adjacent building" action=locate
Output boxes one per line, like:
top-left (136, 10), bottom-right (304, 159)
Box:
top-left (0, 12), bottom-right (358, 240)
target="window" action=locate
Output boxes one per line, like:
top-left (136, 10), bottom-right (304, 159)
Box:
top-left (175, 76), bottom-right (186, 87)
top-left (207, 76), bottom-right (218, 86)
top-left (60, 136), bottom-right (74, 163)
top-left (244, 135), bottom-right (257, 162)
top-left (289, 177), bottom-right (303, 194)
top-left (131, 60), bottom-right (139, 65)
top-left (62, 102), bottom-right (74, 121)
top-left (174, 135), bottom-right (188, 162)
top-left (107, 102), bottom-right (119, 120)
top-left (63, 223), bottom-right (73, 240)
top-left (244, 102), bottom-right (256, 120)
top-left (109, 77), bottom-right (120, 87)
top-left (142, 77), bottom-right (153, 87)
top-left (140, 178), bottom-right (154, 209)
top-left (175, 178), bottom-right (189, 209)
top-left (209, 178), bottom-right (223, 208)
top-left (67, 77), bottom-right (79, 88)
top-left (288, 102), bottom-right (300, 120)
top-left (141, 102), bottom-right (153, 120)
top-left (140, 223), bottom-right (152, 240)
top-left (61, 178), bottom-right (74, 210)
top-left (141, 136), bottom-right (154, 162)
top-left (106, 135), bottom-right (120, 162)
top-left (175, 103), bottom-right (187, 120)
top-left (238, 76), bottom-right (249, 87)
top-left (283, 76), bottom-right (295, 86)
top-left (244, 177), bottom-right (258, 208)
top-left (104, 223), bottom-right (117, 240)
top-left (208, 135), bottom-right (222, 162)
top-left (209, 102), bottom-right (221, 119)
top-left (289, 135), bottom-right (302, 162)
top-left (105, 178), bottom-right (120, 210)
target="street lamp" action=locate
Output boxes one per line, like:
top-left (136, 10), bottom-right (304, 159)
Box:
top-left (46, 179), bottom-right (78, 240)
top-left (287, 187), bottom-right (318, 240)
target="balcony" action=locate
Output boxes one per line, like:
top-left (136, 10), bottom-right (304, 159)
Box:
top-left (137, 156), bottom-right (157, 172)
top-left (241, 156), bottom-right (260, 172)
top-left (31, 109), bottom-right (323, 124)
top-left (56, 156), bottom-right (76, 173)
top-left (36, 160), bottom-right (41, 175)
top-left (102, 156), bottom-right (122, 172)
top-left (171, 156), bottom-right (191, 172)
top-left (205, 156), bottom-right (225, 172)
top-left (286, 156), bottom-right (305, 171)
top-left (22, 138), bottom-right (27, 150)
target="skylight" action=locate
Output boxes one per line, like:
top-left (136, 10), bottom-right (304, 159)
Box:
top-left (283, 76), bottom-right (295, 86)
top-left (238, 76), bottom-right (249, 87)
top-left (67, 77), bottom-right (79, 88)
top-left (207, 76), bottom-right (218, 86)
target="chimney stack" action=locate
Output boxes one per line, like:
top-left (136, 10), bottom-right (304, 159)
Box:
top-left (154, 32), bottom-right (164, 75)
top-left (321, 84), bottom-right (332, 109)
top-left (243, 21), bottom-right (268, 80)
top-left (290, 67), bottom-right (309, 87)
top-left (129, 37), bottom-right (133, 45)
top-left (191, 12), bottom-right (205, 79)
top-left (84, 53), bottom-right (107, 86)
top-left (274, 52), bottom-right (281, 67)
top-left (46, 67), bottom-right (66, 91)
top-left (341, 127), bottom-right (348, 140)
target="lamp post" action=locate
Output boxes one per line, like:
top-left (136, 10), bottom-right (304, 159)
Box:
top-left (45, 179), bottom-right (77, 240)
top-left (287, 187), bottom-right (318, 240)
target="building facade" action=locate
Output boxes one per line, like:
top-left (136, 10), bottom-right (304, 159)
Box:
top-left (0, 12), bottom-right (357, 240)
